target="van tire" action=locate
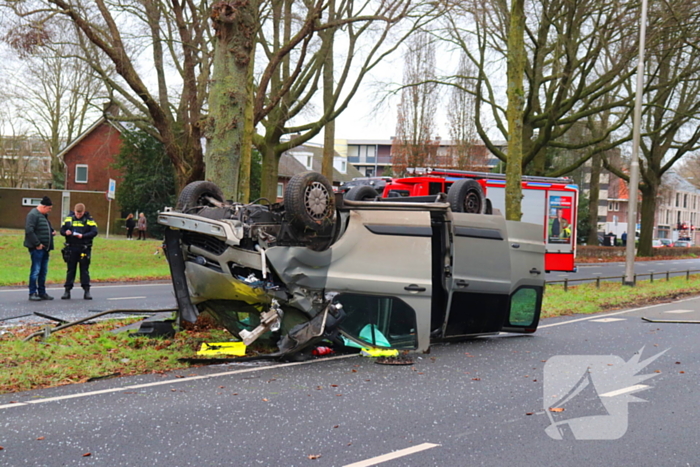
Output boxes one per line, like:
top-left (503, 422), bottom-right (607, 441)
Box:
top-left (345, 185), bottom-right (379, 201)
top-left (285, 171), bottom-right (336, 232)
top-left (176, 181), bottom-right (225, 212)
top-left (447, 179), bottom-right (485, 214)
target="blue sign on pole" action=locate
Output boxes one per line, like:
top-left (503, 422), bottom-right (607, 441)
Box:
top-left (107, 179), bottom-right (116, 200)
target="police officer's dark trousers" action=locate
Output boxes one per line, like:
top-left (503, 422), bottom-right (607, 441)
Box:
top-left (64, 247), bottom-right (91, 291)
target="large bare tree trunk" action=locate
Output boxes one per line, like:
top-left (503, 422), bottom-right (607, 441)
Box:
top-left (208, 1), bottom-right (256, 200)
top-left (505, 0), bottom-right (525, 221)
top-left (238, 37), bottom-right (257, 203)
top-left (638, 181), bottom-right (659, 257)
top-left (321, 0), bottom-right (336, 181)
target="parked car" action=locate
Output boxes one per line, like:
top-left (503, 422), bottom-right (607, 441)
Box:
top-left (673, 240), bottom-right (692, 247)
top-left (337, 177), bottom-right (392, 195)
top-left (158, 171), bottom-right (546, 358)
top-left (652, 239), bottom-right (664, 248)
top-left (659, 239), bottom-right (673, 247)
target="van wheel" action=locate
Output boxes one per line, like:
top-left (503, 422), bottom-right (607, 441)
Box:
top-left (345, 185), bottom-right (378, 201)
top-left (447, 179), bottom-right (484, 214)
top-left (176, 181), bottom-right (225, 212)
top-left (285, 171), bottom-right (336, 232)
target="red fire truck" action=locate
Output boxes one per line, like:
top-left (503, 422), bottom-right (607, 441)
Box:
top-left (379, 169), bottom-right (579, 272)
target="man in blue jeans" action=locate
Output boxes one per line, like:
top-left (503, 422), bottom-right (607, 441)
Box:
top-left (24, 196), bottom-right (56, 301)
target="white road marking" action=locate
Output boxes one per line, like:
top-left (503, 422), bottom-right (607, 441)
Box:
top-left (539, 294), bottom-right (700, 329)
top-left (590, 318), bottom-right (626, 323)
top-left (600, 384), bottom-right (649, 397)
top-left (0, 354), bottom-right (358, 411)
top-left (107, 296), bottom-right (147, 300)
top-left (664, 309), bottom-right (693, 314)
top-left (344, 443), bottom-right (440, 467)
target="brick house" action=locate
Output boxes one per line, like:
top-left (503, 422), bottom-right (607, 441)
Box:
top-left (58, 117), bottom-right (125, 192)
top-left (605, 171), bottom-right (700, 243)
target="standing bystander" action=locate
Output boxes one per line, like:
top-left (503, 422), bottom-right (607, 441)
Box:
top-left (60, 203), bottom-right (98, 300)
top-left (137, 212), bottom-right (147, 240)
top-left (24, 196), bottom-right (56, 301)
top-left (125, 213), bottom-right (135, 240)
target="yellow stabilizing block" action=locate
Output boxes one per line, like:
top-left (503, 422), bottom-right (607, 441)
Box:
top-left (360, 347), bottom-right (399, 358)
top-left (197, 342), bottom-right (247, 357)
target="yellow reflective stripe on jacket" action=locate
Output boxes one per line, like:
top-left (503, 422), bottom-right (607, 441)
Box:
top-left (87, 220), bottom-right (98, 227)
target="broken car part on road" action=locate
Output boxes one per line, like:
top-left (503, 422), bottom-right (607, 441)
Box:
top-left (158, 171), bottom-right (546, 358)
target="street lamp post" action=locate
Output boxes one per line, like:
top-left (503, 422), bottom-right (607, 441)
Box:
top-left (625, 0), bottom-right (649, 286)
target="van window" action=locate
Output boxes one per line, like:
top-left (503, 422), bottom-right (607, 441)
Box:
top-left (335, 293), bottom-right (417, 349)
top-left (509, 288), bottom-right (540, 327)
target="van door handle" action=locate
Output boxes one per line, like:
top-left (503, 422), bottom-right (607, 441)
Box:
top-left (455, 279), bottom-right (469, 288)
top-left (529, 268), bottom-right (541, 275)
top-left (404, 284), bottom-right (426, 292)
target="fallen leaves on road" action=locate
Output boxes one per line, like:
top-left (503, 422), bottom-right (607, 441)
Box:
top-left (307, 454), bottom-right (321, 460)
top-left (549, 407), bottom-right (565, 413)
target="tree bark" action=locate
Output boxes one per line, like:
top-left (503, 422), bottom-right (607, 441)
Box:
top-left (505, 0), bottom-right (525, 221)
top-left (208, 0), bottom-right (256, 200)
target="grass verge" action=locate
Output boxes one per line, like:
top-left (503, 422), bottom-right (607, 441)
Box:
top-left (0, 231), bottom-right (170, 286)
top-left (0, 315), bottom-right (237, 394)
top-left (542, 273), bottom-right (700, 317)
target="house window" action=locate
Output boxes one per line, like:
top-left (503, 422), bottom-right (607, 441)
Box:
top-left (676, 193), bottom-right (680, 207)
top-left (684, 194), bottom-right (688, 208)
top-left (291, 152), bottom-right (314, 170)
top-left (607, 201), bottom-right (619, 212)
top-left (22, 198), bottom-right (43, 207)
top-left (75, 164), bottom-right (88, 184)
top-left (277, 183), bottom-right (284, 198)
top-left (333, 157), bottom-right (347, 174)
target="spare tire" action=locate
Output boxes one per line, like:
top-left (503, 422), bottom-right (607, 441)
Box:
top-left (176, 181), bottom-right (225, 212)
top-left (345, 185), bottom-right (378, 201)
top-left (447, 179), bottom-right (485, 214)
top-left (285, 171), bottom-right (335, 232)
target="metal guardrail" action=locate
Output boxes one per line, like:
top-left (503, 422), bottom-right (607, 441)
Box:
top-left (546, 269), bottom-right (700, 291)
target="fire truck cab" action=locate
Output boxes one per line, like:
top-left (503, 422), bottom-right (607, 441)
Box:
top-left (380, 169), bottom-right (579, 273)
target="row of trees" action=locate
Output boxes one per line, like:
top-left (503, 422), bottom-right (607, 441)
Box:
top-left (388, 0), bottom-right (700, 255)
top-left (3, 0), bottom-right (700, 256)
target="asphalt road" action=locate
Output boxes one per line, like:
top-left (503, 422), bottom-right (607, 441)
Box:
top-left (1, 294), bottom-right (699, 466)
top-left (0, 283), bottom-right (177, 323)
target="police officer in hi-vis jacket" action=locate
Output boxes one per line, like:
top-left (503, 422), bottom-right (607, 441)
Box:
top-left (60, 203), bottom-right (98, 300)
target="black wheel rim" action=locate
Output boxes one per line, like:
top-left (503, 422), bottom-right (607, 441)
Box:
top-left (464, 191), bottom-right (482, 213)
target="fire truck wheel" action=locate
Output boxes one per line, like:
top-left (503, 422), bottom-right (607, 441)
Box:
top-left (447, 179), bottom-right (485, 214)
top-left (485, 198), bottom-right (493, 215)
top-left (176, 181), bottom-right (225, 212)
top-left (345, 185), bottom-right (379, 201)
top-left (285, 171), bottom-right (336, 232)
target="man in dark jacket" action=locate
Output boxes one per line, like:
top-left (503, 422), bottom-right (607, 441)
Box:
top-left (60, 203), bottom-right (98, 300)
top-left (24, 196), bottom-right (56, 301)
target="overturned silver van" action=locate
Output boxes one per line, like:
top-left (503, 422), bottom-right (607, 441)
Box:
top-left (158, 171), bottom-right (545, 357)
